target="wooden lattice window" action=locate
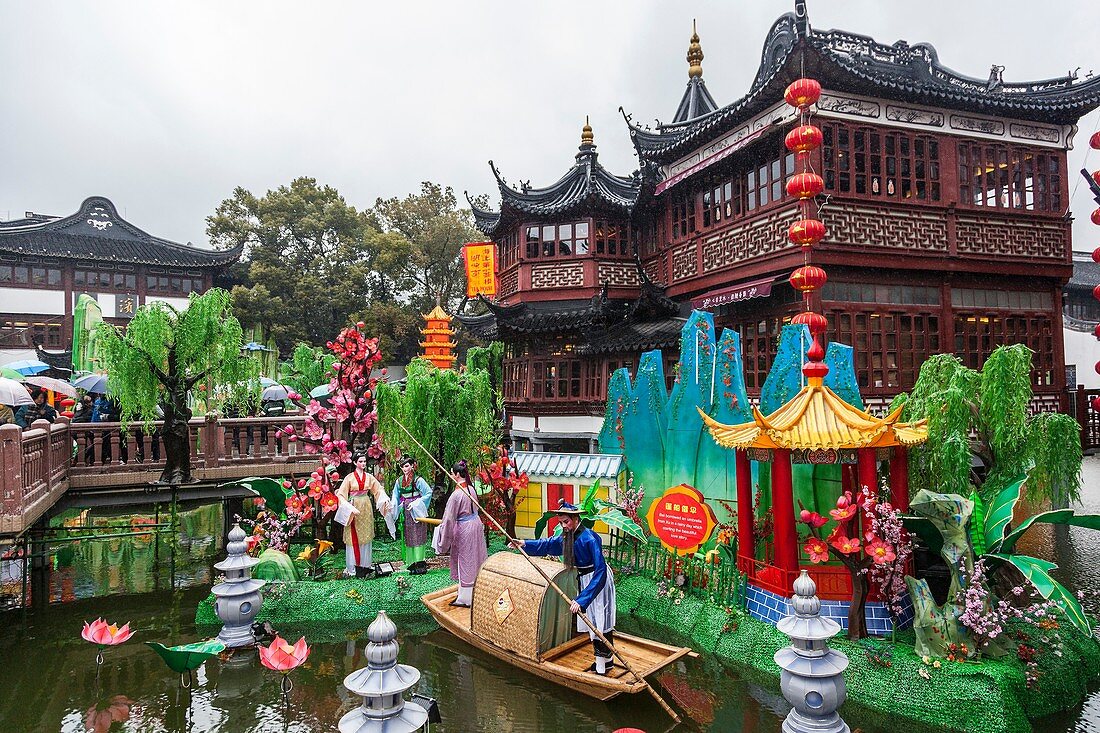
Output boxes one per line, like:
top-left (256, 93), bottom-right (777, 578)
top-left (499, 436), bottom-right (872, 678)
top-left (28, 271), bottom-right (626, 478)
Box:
top-left (702, 179), bottom-right (741, 228)
top-left (732, 316), bottom-right (788, 391)
top-left (594, 220), bottom-right (627, 256)
top-left (532, 358), bottom-right (582, 399)
top-left (957, 142), bottom-right (1062, 212)
top-left (672, 192), bottom-right (696, 240)
top-left (822, 123), bottom-right (941, 202)
top-left (503, 359), bottom-right (528, 400)
top-left (828, 309), bottom-right (940, 392)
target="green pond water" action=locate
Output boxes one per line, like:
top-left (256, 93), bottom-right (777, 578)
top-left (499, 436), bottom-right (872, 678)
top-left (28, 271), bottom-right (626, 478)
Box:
top-left (2, 458), bottom-right (1099, 733)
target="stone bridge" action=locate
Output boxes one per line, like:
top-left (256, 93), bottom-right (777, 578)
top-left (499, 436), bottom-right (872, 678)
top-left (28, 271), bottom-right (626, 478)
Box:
top-left (0, 415), bottom-right (322, 538)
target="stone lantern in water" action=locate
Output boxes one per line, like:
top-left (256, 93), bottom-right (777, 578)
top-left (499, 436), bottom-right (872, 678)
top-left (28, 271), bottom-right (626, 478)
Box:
top-left (212, 524), bottom-right (265, 648)
top-left (774, 570), bottom-right (850, 733)
top-left (340, 611), bottom-right (428, 733)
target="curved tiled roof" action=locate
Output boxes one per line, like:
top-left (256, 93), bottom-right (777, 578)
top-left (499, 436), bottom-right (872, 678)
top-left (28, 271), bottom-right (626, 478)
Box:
top-left (472, 142), bottom-right (640, 237)
top-left (627, 12), bottom-right (1100, 167)
top-left (0, 196), bottom-right (242, 268)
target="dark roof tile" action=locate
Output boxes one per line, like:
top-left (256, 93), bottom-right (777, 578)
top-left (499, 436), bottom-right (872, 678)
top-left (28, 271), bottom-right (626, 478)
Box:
top-left (0, 196), bottom-right (241, 268)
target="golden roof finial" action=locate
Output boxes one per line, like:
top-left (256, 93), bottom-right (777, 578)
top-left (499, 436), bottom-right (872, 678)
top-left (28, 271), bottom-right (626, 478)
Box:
top-left (687, 19), bottom-right (704, 79)
top-left (581, 116), bottom-right (594, 147)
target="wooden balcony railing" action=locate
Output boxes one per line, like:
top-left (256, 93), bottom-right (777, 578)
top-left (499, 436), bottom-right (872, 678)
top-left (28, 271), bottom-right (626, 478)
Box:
top-left (1, 414), bottom-right (325, 538)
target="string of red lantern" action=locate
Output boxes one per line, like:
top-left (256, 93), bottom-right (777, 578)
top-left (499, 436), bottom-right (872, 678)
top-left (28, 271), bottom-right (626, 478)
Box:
top-left (784, 77), bottom-right (829, 379)
top-left (1089, 130), bottom-right (1100, 413)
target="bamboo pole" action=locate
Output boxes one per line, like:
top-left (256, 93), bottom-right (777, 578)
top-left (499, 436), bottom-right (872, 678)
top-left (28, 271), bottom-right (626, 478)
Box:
top-left (391, 421), bottom-right (681, 723)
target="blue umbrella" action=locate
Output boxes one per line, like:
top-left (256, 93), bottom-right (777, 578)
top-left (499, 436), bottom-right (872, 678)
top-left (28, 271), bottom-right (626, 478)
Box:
top-left (309, 384), bottom-right (331, 398)
top-left (259, 377), bottom-right (279, 387)
top-left (73, 373), bottom-right (110, 394)
top-left (4, 359), bottom-right (50, 376)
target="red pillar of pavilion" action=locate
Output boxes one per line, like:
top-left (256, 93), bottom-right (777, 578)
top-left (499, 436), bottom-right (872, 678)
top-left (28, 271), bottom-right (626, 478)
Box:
top-left (856, 448), bottom-right (877, 495)
top-left (771, 449), bottom-right (799, 576)
top-left (889, 446), bottom-right (910, 512)
top-left (735, 449), bottom-right (754, 563)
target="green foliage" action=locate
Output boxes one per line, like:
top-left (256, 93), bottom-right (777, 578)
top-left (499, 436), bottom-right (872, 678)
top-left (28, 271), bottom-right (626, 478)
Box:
top-left (896, 346), bottom-right (1081, 505)
top-left (995, 509), bottom-right (1100, 555)
top-left (1026, 412), bottom-right (1082, 505)
top-left (95, 289), bottom-right (258, 427)
top-left (146, 640), bottom-right (226, 674)
top-left (374, 358), bottom-right (499, 480)
top-left (207, 177), bottom-right (411, 352)
top-left (372, 182), bottom-right (480, 316)
top-left (254, 548), bottom-right (302, 582)
top-left (531, 480), bottom-right (646, 542)
top-left (223, 477), bottom-right (291, 518)
top-left (985, 553), bottom-right (1092, 635)
top-left (280, 343), bottom-right (336, 397)
top-left (983, 475), bottom-right (1026, 553)
top-left (968, 490), bottom-right (987, 556)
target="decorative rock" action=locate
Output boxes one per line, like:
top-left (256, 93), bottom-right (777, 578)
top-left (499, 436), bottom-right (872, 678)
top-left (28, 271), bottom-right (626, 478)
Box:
top-left (212, 524), bottom-right (266, 648)
top-left (339, 611), bottom-right (428, 733)
top-left (774, 570), bottom-right (850, 733)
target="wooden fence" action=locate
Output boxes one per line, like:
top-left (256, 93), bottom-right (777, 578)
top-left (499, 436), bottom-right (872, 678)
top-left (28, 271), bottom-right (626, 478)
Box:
top-left (608, 532), bottom-right (747, 610)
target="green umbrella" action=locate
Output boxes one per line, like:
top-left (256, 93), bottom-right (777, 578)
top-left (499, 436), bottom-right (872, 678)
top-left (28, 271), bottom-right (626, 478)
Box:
top-left (0, 367), bottom-right (23, 380)
top-left (147, 639), bottom-right (226, 687)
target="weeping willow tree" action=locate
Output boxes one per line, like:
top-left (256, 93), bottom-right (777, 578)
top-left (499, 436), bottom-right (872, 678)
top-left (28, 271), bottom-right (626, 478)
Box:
top-left (95, 288), bottom-right (258, 485)
top-left (891, 345), bottom-right (1081, 505)
top-left (279, 342), bottom-right (336, 397)
top-left (375, 357), bottom-right (499, 489)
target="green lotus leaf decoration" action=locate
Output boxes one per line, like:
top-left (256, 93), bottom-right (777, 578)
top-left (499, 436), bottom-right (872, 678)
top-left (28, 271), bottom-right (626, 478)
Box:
top-left (146, 639), bottom-right (226, 674)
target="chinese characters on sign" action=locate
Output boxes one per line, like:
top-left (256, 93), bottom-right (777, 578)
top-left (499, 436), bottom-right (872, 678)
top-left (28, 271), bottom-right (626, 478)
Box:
top-left (645, 484), bottom-right (718, 555)
top-left (116, 294), bottom-right (137, 319)
top-left (463, 242), bottom-right (497, 297)
top-left (690, 276), bottom-right (775, 311)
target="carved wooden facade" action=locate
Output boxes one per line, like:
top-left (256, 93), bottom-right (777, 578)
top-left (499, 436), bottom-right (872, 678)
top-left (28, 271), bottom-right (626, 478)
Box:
top-left (465, 7), bottom-right (1100, 441)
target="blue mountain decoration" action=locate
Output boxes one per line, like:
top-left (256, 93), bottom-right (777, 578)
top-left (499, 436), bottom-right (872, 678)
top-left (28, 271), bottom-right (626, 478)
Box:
top-left (598, 312), bottom-right (865, 529)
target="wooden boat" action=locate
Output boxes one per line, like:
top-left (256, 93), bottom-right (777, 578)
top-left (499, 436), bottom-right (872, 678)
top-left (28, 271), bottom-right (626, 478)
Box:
top-left (422, 552), bottom-right (695, 701)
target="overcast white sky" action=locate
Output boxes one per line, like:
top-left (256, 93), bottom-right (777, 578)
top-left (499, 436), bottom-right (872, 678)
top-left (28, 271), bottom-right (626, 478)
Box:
top-left (1, 1), bottom-right (1097, 250)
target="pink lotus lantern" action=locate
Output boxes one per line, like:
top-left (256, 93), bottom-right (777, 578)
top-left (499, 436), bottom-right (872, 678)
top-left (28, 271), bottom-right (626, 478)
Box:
top-left (81, 618), bottom-right (135, 665)
top-left (259, 635), bottom-right (311, 693)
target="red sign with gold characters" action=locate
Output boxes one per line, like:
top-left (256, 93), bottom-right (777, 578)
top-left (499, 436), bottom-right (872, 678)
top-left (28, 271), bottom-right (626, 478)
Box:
top-left (463, 242), bottom-right (497, 297)
top-left (645, 484), bottom-right (718, 555)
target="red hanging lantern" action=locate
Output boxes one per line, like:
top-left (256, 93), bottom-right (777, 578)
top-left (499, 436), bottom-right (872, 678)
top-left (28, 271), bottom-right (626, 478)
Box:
top-left (784, 78), bottom-right (822, 109)
top-left (1093, 170), bottom-right (1100, 187)
top-left (785, 125), bottom-right (823, 154)
top-left (1094, 360), bottom-right (1100, 377)
top-left (786, 172), bottom-right (825, 199)
top-left (1092, 247), bottom-right (1100, 264)
top-left (790, 265), bottom-right (828, 293)
top-left (788, 218), bottom-right (826, 247)
top-left (1093, 322), bottom-right (1100, 339)
top-left (792, 311), bottom-right (828, 335)
top-left (1092, 208), bottom-right (1100, 226)
top-left (1091, 130), bottom-right (1100, 150)
top-left (1093, 396), bottom-right (1100, 411)
top-left (1093, 284), bottom-right (1100, 302)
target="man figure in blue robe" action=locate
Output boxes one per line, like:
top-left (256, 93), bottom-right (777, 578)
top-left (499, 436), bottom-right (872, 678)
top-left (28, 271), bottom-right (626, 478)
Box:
top-left (511, 500), bottom-right (617, 675)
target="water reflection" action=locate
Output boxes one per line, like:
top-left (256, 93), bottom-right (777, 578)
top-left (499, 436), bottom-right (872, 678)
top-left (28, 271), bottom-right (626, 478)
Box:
top-left (0, 502), bottom-right (225, 608)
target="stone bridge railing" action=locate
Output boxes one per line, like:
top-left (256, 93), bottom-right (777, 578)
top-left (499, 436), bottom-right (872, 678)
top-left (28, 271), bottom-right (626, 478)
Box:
top-left (0, 414), bottom-right (321, 537)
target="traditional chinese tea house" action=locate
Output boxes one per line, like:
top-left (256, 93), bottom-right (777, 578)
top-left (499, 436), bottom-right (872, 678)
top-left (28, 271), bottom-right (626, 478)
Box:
top-left (462, 2), bottom-right (1100, 452)
top-left (0, 196), bottom-right (241, 366)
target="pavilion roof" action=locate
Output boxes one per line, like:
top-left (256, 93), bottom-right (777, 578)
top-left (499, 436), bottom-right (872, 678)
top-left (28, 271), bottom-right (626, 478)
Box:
top-left (700, 380), bottom-right (927, 451)
top-left (626, 10), bottom-right (1100, 167)
top-left (469, 130), bottom-right (640, 237)
top-left (0, 196), bottom-right (242, 268)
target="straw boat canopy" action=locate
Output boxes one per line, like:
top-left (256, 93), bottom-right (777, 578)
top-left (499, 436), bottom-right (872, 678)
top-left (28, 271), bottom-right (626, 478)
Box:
top-left (471, 552), bottom-right (579, 662)
top-left (699, 380), bottom-right (927, 451)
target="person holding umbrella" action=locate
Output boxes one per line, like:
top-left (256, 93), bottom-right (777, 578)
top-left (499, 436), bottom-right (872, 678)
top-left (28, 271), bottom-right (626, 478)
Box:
top-left (16, 388), bottom-right (57, 428)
